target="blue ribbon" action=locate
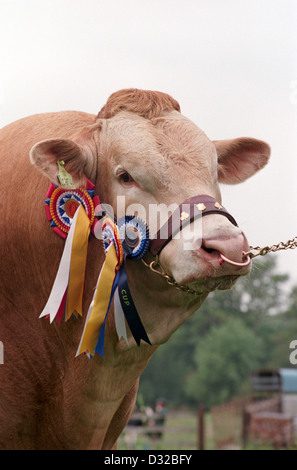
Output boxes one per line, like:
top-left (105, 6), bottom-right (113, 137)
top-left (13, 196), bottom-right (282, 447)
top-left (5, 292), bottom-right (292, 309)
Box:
top-left (118, 261), bottom-right (151, 346)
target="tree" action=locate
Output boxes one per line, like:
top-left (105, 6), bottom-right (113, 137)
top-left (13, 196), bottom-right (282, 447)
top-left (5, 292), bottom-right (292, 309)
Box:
top-left (205, 257), bottom-right (289, 327)
top-left (185, 317), bottom-right (265, 408)
top-left (138, 256), bottom-right (293, 408)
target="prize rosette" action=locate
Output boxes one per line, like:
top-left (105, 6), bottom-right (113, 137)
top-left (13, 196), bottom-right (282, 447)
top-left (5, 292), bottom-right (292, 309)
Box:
top-left (117, 216), bottom-right (150, 260)
top-left (41, 173), bottom-right (151, 355)
top-left (39, 179), bottom-right (101, 324)
top-left (44, 179), bottom-right (100, 239)
top-left (102, 217), bottom-right (124, 266)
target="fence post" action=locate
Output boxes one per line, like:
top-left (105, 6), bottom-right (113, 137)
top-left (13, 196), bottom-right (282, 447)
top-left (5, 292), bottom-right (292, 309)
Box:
top-left (198, 405), bottom-right (205, 450)
top-left (242, 407), bottom-right (249, 449)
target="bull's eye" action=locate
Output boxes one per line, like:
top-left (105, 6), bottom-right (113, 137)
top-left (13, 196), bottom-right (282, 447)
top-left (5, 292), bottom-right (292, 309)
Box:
top-left (118, 171), bottom-right (134, 184)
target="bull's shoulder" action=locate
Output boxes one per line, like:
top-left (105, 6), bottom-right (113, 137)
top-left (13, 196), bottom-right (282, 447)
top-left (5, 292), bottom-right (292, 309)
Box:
top-left (0, 110), bottom-right (96, 142)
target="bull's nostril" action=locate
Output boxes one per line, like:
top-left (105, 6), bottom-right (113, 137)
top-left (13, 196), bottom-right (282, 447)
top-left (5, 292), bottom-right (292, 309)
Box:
top-left (200, 234), bottom-right (251, 268)
top-left (203, 247), bottom-right (214, 254)
top-left (201, 240), bottom-right (216, 254)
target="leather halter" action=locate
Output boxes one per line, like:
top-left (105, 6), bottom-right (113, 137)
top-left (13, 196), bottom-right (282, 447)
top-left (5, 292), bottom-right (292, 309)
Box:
top-left (149, 195), bottom-right (238, 256)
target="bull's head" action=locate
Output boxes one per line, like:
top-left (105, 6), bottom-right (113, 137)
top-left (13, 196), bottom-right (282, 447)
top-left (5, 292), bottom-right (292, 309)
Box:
top-left (30, 89), bottom-right (270, 344)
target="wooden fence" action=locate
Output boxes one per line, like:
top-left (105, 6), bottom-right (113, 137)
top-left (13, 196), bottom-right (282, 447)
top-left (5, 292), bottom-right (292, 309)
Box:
top-left (244, 397), bottom-right (295, 448)
top-left (211, 397), bottom-right (250, 449)
top-left (119, 410), bottom-right (199, 450)
top-left (211, 395), bottom-right (295, 449)
top-left (119, 396), bottom-right (296, 450)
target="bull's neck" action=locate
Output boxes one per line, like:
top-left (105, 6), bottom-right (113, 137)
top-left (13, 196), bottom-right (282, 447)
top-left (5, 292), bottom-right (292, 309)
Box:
top-left (112, 257), bottom-right (208, 349)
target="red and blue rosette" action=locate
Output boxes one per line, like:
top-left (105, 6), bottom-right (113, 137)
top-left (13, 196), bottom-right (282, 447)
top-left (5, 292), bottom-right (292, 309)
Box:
top-left (40, 180), bottom-right (101, 324)
top-left (44, 179), bottom-right (100, 239)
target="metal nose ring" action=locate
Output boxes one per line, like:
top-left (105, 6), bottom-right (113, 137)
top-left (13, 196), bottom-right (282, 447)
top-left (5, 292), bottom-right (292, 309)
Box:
top-left (219, 252), bottom-right (251, 267)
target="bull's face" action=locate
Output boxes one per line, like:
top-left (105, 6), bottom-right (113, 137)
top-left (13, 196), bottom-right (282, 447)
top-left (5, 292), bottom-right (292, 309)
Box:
top-left (30, 89), bottom-right (270, 298)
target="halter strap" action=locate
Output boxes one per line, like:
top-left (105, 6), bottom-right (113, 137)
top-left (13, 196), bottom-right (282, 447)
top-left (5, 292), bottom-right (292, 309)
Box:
top-left (149, 195), bottom-right (238, 256)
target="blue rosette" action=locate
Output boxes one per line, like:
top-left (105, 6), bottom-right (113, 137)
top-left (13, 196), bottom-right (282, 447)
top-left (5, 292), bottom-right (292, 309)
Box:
top-left (117, 216), bottom-right (150, 260)
top-left (116, 216), bottom-right (151, 346)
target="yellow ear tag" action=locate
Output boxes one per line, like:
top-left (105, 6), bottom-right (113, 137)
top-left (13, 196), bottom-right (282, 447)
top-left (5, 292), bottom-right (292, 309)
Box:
top-left (57, 160), bottom-right (76, 189)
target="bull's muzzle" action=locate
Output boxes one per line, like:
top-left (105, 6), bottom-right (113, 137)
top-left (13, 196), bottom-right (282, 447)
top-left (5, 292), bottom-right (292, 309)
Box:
top-left (149, 194), bottom-right (250, 267)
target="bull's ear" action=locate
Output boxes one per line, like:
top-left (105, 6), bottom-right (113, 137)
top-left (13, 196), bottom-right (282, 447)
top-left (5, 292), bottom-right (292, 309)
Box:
top-left (213, 137), bottom-right (271, 185)
top-left (30, 138), bottom-right (89, 188)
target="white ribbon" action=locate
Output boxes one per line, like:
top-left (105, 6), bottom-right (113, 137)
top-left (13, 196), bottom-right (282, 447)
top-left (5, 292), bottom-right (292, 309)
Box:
top-left (114, 287), bottom-right (129, 345)
top-left (39, 207), bottom-right (80, 323)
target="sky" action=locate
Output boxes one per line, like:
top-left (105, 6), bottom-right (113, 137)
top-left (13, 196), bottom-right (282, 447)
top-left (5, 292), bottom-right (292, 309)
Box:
top-left (1, 0), bottom-right (297, 286)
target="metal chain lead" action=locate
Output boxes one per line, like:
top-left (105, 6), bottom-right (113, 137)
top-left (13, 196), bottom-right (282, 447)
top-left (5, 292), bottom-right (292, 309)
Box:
top-left (141, 256), bottom-right (203, 296)
top-left (244, 236), bottom-right (297, 260)
top-left (142, 235), bottom-right (297, 295)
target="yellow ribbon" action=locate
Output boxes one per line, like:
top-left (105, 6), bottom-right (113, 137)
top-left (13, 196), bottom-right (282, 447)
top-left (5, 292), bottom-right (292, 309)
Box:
top-left (64, 205), bottom-right (91, 321)
top-left (77, 242), bottom-right (119, 356)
